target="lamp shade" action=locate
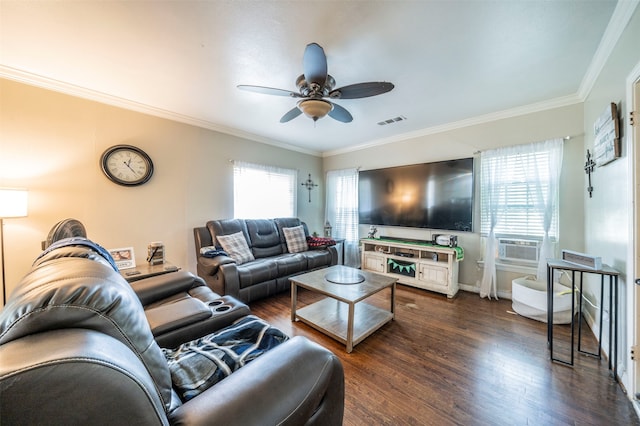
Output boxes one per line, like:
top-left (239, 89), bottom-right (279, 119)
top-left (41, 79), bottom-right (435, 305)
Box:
top-left (298, 99), bottom-right (333, 121)
top-left (0, 189), bottom-right (28, 218)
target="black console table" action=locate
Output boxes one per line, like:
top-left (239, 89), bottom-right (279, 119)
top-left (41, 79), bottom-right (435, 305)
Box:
top-left (546, 259), bottom-right (619, 379)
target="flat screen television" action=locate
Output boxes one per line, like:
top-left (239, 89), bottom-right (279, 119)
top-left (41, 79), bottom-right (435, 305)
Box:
top-left (358, 158), bottom-right (474, 232)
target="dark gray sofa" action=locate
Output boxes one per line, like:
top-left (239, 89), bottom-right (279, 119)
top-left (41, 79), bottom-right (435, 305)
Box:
top-left (194, 218), bottom-right (337, 303)
top-left (0, 237), bottom-right (345, 425)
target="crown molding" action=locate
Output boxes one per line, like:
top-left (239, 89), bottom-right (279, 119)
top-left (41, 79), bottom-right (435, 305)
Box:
top-left (322, 93), bottom-right (583, 157)
top-left (577, 0), bottom-right (640, 100)
top-left (0, 65), bottom-right (321, 157)
top-left (0, 64), bottom-right (584, 159)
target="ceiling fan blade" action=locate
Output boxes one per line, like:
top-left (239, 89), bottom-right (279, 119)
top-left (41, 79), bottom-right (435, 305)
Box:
top-left (280, 107), bottom-right (303, 123)
top-left (328, 102), bottom-right (353, 123)
top-left (303, 43), bottom-right (328, 87)
top-left (237, 85), bottom-right (302, 98)
top-left (329, 82), bottom-right (394, 99)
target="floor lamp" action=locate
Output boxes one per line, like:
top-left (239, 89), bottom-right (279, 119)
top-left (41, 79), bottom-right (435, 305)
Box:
top-left (0, 189), bottom-right (28, 306)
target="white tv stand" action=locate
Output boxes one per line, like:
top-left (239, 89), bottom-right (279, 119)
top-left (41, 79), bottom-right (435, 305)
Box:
top-left (360, 238), bottom-right (461, 298)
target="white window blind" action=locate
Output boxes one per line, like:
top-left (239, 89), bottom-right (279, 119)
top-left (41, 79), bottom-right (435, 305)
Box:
top-left (233, 161), bottom-right (297, 219)
top-left (480, 141), bottom-right (562, 240)
top-left (326, 168), bottom-right (360, 267)
top-left (326, 170), bottom-right (359, 241)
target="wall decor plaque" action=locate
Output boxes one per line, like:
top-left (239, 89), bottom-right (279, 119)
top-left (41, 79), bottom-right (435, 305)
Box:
top-left (593, 102), bottom-right (620, 166)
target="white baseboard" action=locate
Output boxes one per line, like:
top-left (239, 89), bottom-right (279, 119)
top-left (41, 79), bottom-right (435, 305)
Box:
top-left (579, 304), bottom-right (606, 356)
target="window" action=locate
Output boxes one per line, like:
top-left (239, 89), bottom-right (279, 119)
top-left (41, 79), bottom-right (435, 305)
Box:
top-left (478, 138), bottom-right (563, 298)
top-left (325, 168), bottom-right (359, 267)
top-left (480, 140), bottom-right (563, 240)
top-left (233, 161), bottom-right (297, 219)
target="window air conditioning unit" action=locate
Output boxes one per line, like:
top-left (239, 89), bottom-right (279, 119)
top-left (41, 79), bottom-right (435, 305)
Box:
top-left (498, 238), bottom-right (540, 263)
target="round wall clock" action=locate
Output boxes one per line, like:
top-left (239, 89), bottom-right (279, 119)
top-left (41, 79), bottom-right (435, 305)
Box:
top-left (100, 144), bottom-right (154, 186)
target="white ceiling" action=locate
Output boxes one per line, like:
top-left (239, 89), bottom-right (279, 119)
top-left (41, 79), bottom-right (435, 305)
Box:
top-left (0, 1), bottom-right (628, 156)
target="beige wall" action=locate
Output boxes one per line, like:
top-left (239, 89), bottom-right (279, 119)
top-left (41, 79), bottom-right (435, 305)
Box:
top-left (582, 6), bottom-right (640, 389)
top-left (323, 104), bottom-right (585, 295)
top-left (0, 79), bottom-right (324, 303)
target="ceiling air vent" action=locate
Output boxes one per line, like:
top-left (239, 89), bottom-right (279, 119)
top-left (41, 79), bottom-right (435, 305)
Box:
top-left (377, 116), bottom-right (407, 126)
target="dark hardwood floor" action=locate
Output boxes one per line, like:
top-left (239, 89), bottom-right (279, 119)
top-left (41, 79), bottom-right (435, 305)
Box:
top-left (249, 284), bottom-right (639, 425)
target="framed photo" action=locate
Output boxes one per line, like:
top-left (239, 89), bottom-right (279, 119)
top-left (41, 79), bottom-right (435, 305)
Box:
top-left (109, 247), bottom-right (136, 270)
top-left (593, 102), bottom-right (620, 166)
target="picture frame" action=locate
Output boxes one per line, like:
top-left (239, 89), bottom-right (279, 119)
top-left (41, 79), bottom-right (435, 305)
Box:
top-left (593, 102), bottom-right (620, 166)
top-left (109, 247), bottom-right (136, 270)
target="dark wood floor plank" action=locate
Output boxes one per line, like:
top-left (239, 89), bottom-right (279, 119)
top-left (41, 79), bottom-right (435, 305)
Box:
top-left (249, 285), bottom-right (639, 425)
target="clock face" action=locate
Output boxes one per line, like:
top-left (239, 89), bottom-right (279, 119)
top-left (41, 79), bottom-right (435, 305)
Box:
top-left (100, 145), bottom-right (154, 186)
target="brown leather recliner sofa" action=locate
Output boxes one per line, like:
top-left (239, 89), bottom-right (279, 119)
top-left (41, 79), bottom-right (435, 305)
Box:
top-left (0, 238), bottom-right (344, 425)
top-left (194, 218), bottom-right (337, 303)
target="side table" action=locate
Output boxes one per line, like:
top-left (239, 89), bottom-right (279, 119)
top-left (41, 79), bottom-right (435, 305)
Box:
top-left (120, 261), bottom-right (180, 283)
top-left (546, 259), bottom-right (619, 379)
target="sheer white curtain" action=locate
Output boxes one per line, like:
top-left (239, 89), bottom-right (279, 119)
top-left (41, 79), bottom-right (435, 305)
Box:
top-left (480, 138), bottom-right (563, 299)
top-left (535, 139), bottom-right (563, 281)
top-left (325, 168), bottom-right (360, 267)
top-left (479, 152), bottom-right (501, 299)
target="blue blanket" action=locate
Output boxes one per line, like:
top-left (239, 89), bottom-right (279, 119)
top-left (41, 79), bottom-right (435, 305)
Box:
top-left (162, 315), bottom-right (289, 401)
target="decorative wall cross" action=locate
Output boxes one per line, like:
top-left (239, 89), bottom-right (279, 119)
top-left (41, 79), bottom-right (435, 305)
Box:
top-left (584, 149), bottom-right (596, 198)
top-left (301, 173), bottom-right (318, 202)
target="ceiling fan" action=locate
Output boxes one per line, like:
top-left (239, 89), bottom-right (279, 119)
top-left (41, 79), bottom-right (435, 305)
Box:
top-left (237, 43), bottom-right (394, 123)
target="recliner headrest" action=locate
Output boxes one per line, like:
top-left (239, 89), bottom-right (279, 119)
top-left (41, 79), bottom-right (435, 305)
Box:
top-left (0, 240), bottom-right (173, 411)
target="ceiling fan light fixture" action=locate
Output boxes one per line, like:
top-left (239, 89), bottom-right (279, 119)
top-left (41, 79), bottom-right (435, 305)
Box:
top-left (239, 43), bottom-right (394, 124)
top-left (298, 99), bottom-right (333, 121)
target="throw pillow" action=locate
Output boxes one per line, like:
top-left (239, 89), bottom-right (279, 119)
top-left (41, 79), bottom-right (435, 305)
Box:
top-left (307, 236), bottom-right (336, 249)
top-left (283, 225), bottom-right (308, 253)
top-left (216, 231), bottom-right (254, 264)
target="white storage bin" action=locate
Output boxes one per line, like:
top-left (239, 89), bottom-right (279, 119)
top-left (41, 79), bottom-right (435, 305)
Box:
top-left (512, 276), bottom-right (575, 324)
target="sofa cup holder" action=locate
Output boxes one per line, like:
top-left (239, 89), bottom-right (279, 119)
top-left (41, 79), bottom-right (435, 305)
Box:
top-left (209, 300), bottom-right (233, 313)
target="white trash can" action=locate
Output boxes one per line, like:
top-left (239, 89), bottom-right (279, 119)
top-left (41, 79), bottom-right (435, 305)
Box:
top-left (512, 276), bottom-right (575, 324)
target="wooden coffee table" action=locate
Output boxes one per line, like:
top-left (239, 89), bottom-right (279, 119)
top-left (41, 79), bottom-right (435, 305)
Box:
top-left (290, 265), bottom-right (397, 353)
